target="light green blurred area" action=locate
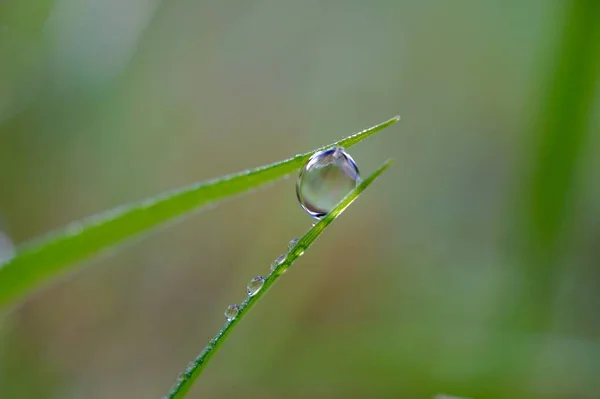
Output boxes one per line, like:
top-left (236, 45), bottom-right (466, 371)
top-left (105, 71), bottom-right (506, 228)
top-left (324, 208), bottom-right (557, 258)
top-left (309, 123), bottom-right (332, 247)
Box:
top-left (1, 1), bottom-right (599, 398)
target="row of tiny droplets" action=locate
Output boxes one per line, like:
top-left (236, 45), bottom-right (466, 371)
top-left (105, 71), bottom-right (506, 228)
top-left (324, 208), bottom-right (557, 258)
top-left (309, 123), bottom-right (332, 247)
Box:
top-left (225, 146), bottom-right (359, 319)
top-left (223, 234), bottom-right (309, 321)
top-left (163, 234), bottom-right (309, 398)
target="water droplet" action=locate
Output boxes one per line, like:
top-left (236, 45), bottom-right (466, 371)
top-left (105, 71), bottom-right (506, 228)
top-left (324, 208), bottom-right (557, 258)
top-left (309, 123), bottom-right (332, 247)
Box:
top-left (224, 304), bottom-right (240, 321)
top-left (296, 147), bottom-right (360, 218)
top-left (0, 231), bottom-right (15, 264)
top-left (287, 238), bottom-right (305, 257)
top-left (247, 276), bottom-right (265, 296)
top-left (288, 238), bottom-right (299, 250)
top-left (270, 254), bottom-right (286, 272)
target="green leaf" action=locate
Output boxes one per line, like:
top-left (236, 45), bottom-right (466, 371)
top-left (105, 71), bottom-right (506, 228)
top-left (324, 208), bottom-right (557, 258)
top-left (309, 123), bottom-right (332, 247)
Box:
top-left (163, 159), bottom-right (394, 399)
top-left (0, 116), bottom-right (399, 307)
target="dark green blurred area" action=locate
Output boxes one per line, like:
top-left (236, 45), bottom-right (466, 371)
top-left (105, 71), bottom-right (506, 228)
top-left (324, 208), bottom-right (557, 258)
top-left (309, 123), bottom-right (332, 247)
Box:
top-left (1, 0), bottom-right (599, 398)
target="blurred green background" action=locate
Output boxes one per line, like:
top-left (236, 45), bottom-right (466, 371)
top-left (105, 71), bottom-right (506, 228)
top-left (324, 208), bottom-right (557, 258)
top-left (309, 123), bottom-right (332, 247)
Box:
top-left (1, 0), bottom-right (599, 398)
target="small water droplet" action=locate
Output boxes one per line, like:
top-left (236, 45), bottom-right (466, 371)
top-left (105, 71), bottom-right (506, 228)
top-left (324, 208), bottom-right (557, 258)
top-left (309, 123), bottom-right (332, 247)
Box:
top-left (288, 238), bottom-right (299, 250)
top-left (288, 238), bottom-right (305, 257)
top-left (0, 231), bottom-right (15, 264)
top-left (296, 147), bottom-right (360, 218)
top-left (247, 276), bottom-right (265, 296)
top-left (224, 304), bottom-right (240, 321)
top-left (270, 254), bottom-right (286, 272)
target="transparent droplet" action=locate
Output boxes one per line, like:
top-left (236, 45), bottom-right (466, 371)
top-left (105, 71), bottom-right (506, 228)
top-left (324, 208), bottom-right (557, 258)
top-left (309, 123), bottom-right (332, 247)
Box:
top-left (0, 214), bottom-right (13, 264)
top-left (288, 238), bottom-right (299, 250)
top-left (224, 304), bottom-right (240, 321)
top-left (287, 237), bottom-right (305, 257)
top-left (296, 147), bottom-right (360, 218)
top-left (0, 231), bottom-right (15, 264)
top-left (247, 276), bottom-right (265, 296)
top-left (270, 254), bottom-right (286, 272)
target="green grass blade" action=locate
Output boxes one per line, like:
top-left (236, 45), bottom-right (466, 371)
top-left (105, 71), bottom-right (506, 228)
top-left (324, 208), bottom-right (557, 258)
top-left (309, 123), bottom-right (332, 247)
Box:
top-left (510, 0), bottom-right (600, 330)
top-left (0, 116), bottom-right (399, 307)
top-left (163, 159), bottom-right (394, 399)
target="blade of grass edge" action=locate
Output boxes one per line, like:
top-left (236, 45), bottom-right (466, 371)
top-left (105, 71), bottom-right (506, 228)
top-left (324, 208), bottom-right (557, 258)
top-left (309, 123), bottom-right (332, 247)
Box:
top-left (0, 116), bottom-right (399, 307)
top-left (163, 159), bottom-right (394, 399)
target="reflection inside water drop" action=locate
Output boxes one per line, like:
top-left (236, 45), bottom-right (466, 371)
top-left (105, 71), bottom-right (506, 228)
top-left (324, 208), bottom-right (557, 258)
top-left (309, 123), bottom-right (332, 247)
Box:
top-left (288, 238), bottom-right (299, 250)
top-left (224, 304), bottom-right (239, 321)
top-left (296, 147), bottom-right (360, 219)
top-left (270, 254), bottom-right (286, 272)
top-left (0, 232), bottom-right (15, 264)
top-left (247, 276), bottom-right (265, 296)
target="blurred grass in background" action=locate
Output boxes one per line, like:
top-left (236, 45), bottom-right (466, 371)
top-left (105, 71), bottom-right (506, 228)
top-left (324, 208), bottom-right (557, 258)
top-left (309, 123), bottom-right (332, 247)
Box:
top-left (0, 1), bottom-right (599, 398)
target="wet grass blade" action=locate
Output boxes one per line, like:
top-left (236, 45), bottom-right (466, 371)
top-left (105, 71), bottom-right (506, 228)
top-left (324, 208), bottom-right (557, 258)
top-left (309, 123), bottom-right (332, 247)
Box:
top-left (163, 159), bottom-right (394, 399)
top-left (0, 116), bottom-right (399, 307)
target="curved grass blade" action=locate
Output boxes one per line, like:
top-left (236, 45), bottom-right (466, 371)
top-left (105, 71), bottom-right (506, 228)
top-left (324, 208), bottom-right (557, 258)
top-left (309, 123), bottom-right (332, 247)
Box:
top-left (0, 116), bottom-right (399, 307)
top-left (163, 159), bottom-right (394, 399)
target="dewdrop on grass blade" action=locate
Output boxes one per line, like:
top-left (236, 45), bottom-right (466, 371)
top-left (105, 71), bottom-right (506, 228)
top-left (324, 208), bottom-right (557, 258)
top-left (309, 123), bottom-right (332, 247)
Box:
top-left (296, 147), bottom-right (360, 219)
top-left (270, 254), bottom-right (286, 272)
top-left (287, 237), bottom-right (306, 257)
top-left (246, 276), bottom-right (265, 296)
top-left (224, 304), bottom-right (240, 321)
top-left (287, 238), bottom-right (299, 250)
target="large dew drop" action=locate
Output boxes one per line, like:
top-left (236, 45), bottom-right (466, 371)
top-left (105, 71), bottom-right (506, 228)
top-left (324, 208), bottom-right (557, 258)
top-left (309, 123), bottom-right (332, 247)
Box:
top-left (224, 304), bottom-right (240, 321)
top-left (296, 147), bottom-right (360, 218)
top-left (247, 276), bottom-right (265, 296)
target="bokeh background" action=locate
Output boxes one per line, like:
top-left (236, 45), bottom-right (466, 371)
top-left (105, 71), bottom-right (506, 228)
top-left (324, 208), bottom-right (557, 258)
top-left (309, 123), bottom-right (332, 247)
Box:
top-left (1, 1), bottom-right (599, 398)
